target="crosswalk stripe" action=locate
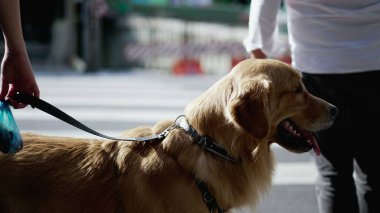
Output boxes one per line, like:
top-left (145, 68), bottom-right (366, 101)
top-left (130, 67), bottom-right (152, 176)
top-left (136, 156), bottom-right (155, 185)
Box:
top-left (18, 97), bottom-right (193, 108)
top-left (39, 88), bottom-right (204, 97)
top-left (13, 108), bottom-right (183, 122)
top-left (273, 162), bottom-right (317, 185)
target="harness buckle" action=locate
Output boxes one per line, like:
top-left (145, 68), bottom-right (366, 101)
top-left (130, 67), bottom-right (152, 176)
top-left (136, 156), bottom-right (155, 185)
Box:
top-left (203, 191), bottom-right (214, 204)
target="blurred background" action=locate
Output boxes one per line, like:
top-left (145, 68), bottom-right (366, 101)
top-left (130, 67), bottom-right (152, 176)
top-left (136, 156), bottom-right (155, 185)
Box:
top-left (2, 1), bottom-right (321, 213)
top-left (3, 0), bottom-right (289, 74)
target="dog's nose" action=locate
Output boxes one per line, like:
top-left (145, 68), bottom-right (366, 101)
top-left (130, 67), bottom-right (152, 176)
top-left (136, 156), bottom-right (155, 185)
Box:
top-left (330, 106), bottom-right (338, 119)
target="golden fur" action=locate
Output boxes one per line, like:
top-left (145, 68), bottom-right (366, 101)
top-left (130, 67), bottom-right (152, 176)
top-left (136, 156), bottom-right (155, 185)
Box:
top-left (0, 59), bottom-right (336, 212)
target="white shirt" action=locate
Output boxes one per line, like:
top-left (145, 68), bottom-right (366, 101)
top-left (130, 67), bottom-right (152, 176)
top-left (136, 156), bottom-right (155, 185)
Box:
top-left (243, 0), bottom-right (380, 74)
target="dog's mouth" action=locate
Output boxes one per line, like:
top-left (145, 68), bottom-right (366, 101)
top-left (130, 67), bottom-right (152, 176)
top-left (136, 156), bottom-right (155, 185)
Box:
top-left (275, 118), bottom-right (320, 155)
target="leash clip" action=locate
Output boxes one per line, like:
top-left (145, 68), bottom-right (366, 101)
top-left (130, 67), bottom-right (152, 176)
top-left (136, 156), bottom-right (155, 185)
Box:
top-left (157, 124), bottom-right (176, 139)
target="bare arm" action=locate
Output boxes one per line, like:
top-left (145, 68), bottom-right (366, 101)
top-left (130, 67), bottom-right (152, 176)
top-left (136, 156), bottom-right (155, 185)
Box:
top-left (0, 0), bottom-right (25, 51)
top-left (243, 0), bottom-right (282, 59)
top-left (0, 0), bottom-right (40, 108)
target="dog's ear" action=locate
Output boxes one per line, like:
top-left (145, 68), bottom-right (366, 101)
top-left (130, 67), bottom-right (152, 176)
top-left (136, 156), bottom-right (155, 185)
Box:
top-left (227, 76), bottom-right (270, 139)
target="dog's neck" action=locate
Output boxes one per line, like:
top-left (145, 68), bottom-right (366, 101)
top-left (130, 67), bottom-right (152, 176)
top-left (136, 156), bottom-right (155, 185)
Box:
top-left (184, 92), bottom-right (254, 162)
top-left (175, 115), bottom-right (240, 164)
top-left (181, 80), bottom-right (275, 209)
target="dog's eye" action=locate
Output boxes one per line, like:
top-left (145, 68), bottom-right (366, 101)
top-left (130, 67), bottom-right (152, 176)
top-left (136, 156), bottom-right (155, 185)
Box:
top-left (294, 85), bottom-right (303, 93)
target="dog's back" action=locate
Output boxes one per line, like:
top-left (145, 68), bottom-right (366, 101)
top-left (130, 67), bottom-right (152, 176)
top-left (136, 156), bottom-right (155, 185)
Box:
top-left (0, 133), bottom-right (122, 212)
top-left (0, 121), bottom-right (209, 213)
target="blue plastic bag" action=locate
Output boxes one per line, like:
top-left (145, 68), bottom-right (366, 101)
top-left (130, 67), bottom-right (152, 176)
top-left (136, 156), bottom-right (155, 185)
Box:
top-left (0, 101), bottom-right (23, 154)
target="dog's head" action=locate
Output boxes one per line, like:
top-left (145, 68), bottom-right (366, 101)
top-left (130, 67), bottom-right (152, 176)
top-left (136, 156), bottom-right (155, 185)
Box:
top-left (227, 59), bottom-right (337, 154)
top-left (187, 59), bottom-right (337, 156)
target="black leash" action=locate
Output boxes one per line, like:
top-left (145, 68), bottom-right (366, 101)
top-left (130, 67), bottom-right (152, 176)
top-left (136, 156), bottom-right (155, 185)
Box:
top-left (13, 93), bottom-right (240, 164)
top-left (12, 92), bottom-right (169, 142)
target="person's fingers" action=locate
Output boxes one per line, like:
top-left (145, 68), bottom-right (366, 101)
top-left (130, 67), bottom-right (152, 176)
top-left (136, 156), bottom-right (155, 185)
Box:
top-left (6, 88), bottom-right (27, 109)
top-left (32, 84), bottom-right (40, 98)
top-left (251, 49), bottom-right (267, 59)
top-left (23, 83), bottom-right (40, 99)
top-left (0, 79), bottom-right (9, 100)
top-left (5, 98), bottom-right (27, 109)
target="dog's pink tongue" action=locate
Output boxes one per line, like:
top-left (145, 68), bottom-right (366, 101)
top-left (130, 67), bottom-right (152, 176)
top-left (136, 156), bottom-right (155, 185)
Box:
top-left (301, 131), bottom-right (321, 156)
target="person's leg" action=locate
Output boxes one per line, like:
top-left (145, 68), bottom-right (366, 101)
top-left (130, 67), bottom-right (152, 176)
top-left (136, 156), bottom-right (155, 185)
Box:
top-left (302, 73), bottom-right (358, 213)
top-left (354, 157), bottom-right (379, 213)
top-left (354, 159), bottom-right (370, 213)
top-left (350, 71), bottom-right (380, 213)
top-left (314, 130), bottom-right (358, 213)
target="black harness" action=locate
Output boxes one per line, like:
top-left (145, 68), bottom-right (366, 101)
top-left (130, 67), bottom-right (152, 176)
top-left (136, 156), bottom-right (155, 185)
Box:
top-left (194, 177), bottom-right (227, 213)
top-left (12, 92), bottom-right (239, 212)
top-left (174, 115), bottom-right (239, 213)
top-left (174, 115), bottom-right (240, 164)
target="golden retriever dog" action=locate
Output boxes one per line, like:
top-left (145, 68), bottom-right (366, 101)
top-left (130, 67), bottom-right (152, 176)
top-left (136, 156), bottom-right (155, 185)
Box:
top-left (0, 59), bottom-right (337, 213)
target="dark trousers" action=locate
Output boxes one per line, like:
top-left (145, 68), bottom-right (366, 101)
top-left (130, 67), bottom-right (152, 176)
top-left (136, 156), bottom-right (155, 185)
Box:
top-left (302, 71), bottom-right (380, 213)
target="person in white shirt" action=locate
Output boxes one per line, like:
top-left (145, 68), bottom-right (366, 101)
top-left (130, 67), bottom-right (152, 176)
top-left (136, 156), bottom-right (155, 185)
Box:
top-left (244, 0), bottom-right (380, 213)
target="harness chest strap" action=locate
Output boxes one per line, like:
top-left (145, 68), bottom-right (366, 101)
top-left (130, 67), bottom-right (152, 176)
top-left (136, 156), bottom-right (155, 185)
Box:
top-left (174, 115), bottom-right (240, 213)
top-left (194, 177), bottom-right (227, 213)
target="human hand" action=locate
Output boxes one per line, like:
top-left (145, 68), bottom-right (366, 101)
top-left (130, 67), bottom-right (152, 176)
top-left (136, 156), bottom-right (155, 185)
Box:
top-left (250, 49), bottom-right (267, 59)
top-left (0, 50), bottom-right (40, 108)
